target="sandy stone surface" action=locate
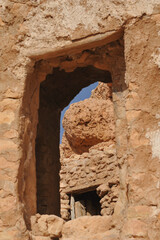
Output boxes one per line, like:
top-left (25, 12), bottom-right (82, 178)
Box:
top-left (62, 98), bottom-right (115, 154)
top-left (61, 216), bottom-right (119, 240)
top-left (61, 83), bottom-right (115, 156)
top-left (0, 1), bottom-right (160, 240)
top-left (60, 144), bottom-right (119, 220)
top-left (31, 214), bottom-right (64, 238)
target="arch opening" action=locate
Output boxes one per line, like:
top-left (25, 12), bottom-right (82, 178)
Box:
top-left (19, 38), bottom-right (125, 230)
top-left (35, 66), bottom-right (112, 216)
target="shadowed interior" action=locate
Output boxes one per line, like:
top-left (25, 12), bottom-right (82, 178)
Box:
top-left (73, 191), bottom-right (101, 217)
top-left (36, 66), bottom-right (112, 215)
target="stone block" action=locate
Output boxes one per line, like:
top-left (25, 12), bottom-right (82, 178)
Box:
top-left (97, 184), bottom-right (109, 197)
top-left (31, 214), bottom-right (64, 238)
top-left (122, 219), bottom-right (147, 238)
top-left (62, 216), bottom-right (113, 240)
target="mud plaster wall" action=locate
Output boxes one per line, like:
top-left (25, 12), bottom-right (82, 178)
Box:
top-left (121, 17), bottom-right (160, 239)
top-left (0, 1), bottom-right (160, 239)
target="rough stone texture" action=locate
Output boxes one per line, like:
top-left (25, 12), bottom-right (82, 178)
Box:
top-left (30, 214), bottom-right (64, 238)
top-left (91, 82), bottom-right (112, 100)
top-left (61, 216), bottom-right (119, 240)
top-left (60, 144), bottom-right (119, 220)
top-left (120, 16), bottom-right (160, 240)
top-left (61, 83), bottom-right (115, 155)
top-left (62, 98), bottom-right (115, 152)
top-left (60, 82), bottom-right (118, 220)
top-left (30, 236), bottom-right (51, 240)
top-left (0, 1), bottom-right (160, 240)
top-left (60, 145), bottom-right (117, 193)
top-left (36, 65), bottom-right (111, 216)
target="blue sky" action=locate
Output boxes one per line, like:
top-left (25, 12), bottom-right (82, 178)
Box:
top-left (60, 82), bottom-right (98, 143)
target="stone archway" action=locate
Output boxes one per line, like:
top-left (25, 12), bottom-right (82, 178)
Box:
top-left (36, 66), bottom-right (111, 216)
top-left (19, 36), bottom-right (126, 239)
top-left (1, 1), bottom-right (160, 239)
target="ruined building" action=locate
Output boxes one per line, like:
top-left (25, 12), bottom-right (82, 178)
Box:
top-left (0, 1), bottom-right (160, 240)
top-left (60, 82), bottom-right (118, 221)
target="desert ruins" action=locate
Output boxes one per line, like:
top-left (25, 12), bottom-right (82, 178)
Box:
top-left (0, 0), bottom-right (160, 239)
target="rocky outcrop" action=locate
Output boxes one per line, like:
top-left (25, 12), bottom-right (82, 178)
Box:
top-left (61, 83), bottom-right (115, 157)
top-left (62, 98), bottom-right (115, 154)
top-left (60, 83), bottom-right (119, 223)
top-left (0, 1), bottom-right (160, 239)
top-left (91, 82), bottom-right (112, 100)
top-left (30, 214), bottom-right (64, 239)
top-left (61, 216), bottom-right (119, 240)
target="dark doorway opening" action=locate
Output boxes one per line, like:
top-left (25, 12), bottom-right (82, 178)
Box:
top-left (35, 66), bottom-right (112, 216)
top-left (70, 191), bottom-right (101, 219)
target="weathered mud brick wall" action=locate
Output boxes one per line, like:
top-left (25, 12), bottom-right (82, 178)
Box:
top-left (121, 16), bottom-right (160, 239)
top-left (60, 146), bottom-right (119, 219)
top-left (60, 83), bottom-right (119, 220)
top-left (0, 0), bottom-right (160, 240)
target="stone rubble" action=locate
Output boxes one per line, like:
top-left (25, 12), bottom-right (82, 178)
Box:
top-left (0, 1), bottom-right (160, 239)
top-left (60, 83), bottom-right (118, 221)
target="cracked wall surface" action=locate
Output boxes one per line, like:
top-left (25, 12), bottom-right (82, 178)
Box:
top-left (0, 1), bottom-right (160, 240)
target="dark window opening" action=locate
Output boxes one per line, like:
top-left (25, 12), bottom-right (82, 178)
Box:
top-left (70, 191), bottom-right (101, 219)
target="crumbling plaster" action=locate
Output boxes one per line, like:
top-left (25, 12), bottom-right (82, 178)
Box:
top-left (0, 0), bottom-right (160, 239)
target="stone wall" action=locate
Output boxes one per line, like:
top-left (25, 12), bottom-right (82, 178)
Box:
top-left (121, 16), bottom-right (160, 239)
top-left (0, 1), bottom-right (160, 239)
top-left (60, 144), bottom-right (119, 220)
top-left (60, 82), bottom-right (119, 221)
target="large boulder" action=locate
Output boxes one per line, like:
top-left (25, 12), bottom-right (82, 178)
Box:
top-left (62, 97), bottom-right (115, 154)
top-left (31, 214), bottom-right (64, 238)
top-left (61, 216), bottom-right (118, 240)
